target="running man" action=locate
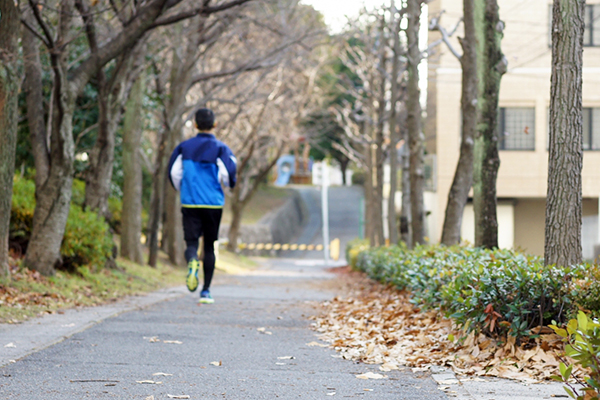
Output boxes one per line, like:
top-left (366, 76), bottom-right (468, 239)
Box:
top-left (167, 108), bottom-right (237, 304)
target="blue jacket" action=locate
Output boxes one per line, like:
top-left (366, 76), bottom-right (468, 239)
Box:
top-left (167, 133), bottom-right (237, 208)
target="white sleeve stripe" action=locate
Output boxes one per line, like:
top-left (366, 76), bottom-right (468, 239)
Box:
top-left (170, 154), bottom-right (183, 191)
top-left (216, 158), bottom-right (230, 187)
top-left (230, 155), bottom-right (237, 164)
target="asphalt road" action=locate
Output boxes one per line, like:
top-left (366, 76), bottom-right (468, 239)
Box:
top-left (281, 185), bottom-right (363, 260)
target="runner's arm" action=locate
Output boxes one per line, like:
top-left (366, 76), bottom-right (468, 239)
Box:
top-left (167, 144), bottom-right (183, 190)
top-left (217, 145), bottom-right (237, 189)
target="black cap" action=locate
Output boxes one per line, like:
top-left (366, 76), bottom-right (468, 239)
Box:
top-left (195, 108), bottom-right (215, 131)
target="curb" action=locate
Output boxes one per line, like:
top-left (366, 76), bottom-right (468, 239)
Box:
top-left (0, 286), bottom-right (187, 368)
top-left (430, 365), bottom-right (569, 400)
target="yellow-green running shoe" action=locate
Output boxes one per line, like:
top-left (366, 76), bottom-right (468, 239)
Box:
top-left (186, 259), bottom-right (200, 292)
top-left (199, 290), bottom-right (214, 304)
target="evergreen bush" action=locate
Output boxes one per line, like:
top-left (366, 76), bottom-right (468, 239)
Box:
top-left (10, 176), bottom-right (114, 271)
top-left (352, 244), bottom-right (592, 340)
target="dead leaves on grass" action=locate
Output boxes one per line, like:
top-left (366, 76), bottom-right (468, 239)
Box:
top-left (312, 273), bottom-right (582, 383)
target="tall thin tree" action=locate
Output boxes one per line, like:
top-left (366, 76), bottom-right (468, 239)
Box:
top-left (406, 0), bottom-right (425, 246)
top-left (545, 0), bottom-right (585, 266)
top-left (438, 2), bottom-right (478, 246)
top-left (472, 0), bottom-right (506, 249)
top-left (0, 0), bottom-right (21, 275)
top-left (387, 0), bottom-right (403, 245)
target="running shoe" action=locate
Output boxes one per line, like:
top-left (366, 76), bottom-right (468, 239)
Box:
top-left (199, 290), bottom-right (214, 304)
top-left (186, 259), bottom-right (200, 292)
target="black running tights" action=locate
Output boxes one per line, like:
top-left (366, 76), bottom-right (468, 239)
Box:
top-left (181, 207), bottom-right (222, 291)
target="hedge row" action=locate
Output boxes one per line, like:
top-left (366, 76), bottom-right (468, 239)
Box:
top-left (347, 240), bottom-right (600, 340)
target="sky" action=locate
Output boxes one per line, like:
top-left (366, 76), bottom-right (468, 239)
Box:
top-left (300, 0), bottom-right (384, 32)
top-left (300, 0), bottom-right (430, 105)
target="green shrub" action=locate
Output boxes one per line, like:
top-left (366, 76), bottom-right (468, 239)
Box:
top-left (61, 204), bottom-right (114, 271)
top-left (354, 244), bottom-right (581, 339)
top-left (9, 176), bottom-right (36, 251)
top-left (10, 176), bottom-right (114, 270)
top-left (345, 238), bottom-right (370, 268)
top-left (107, 196), bottom-right (122, 233)
top-left (550, 312), bottom-right (600, 400)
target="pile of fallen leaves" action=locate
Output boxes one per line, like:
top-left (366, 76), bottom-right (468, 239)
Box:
top-left (0, 267), bottom-right (90, 323)
top-left (312, 269), bottom-right (586, 383)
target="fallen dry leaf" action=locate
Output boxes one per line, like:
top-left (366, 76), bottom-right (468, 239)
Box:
top-left (4, 343), bottom-right (16, 348)
top-left (326, 392), bottom-right (336, 396)
top-left (136, 380), bottom-right (162, 384)
top-left (143, 336), bottom-right (160, 343)
top-left (277, 356), bottom-right (295, 360)
top-left (379, 362), bottom-right (399, 372)
top-left (152, 372), bottom-right (173, 376)
top-left (167, 395), bottom-right (190, 399)
top-left (210, 361), bottom-right (222, 366)
top-left (257, 327), bottom-right (272, 335)
top-left (163, 340), bottom-right (183, 344)
top-left (438, 379), bottom-right (459, 385)
top-left (312, 269), bottom-right (579, 383)
top-left (306, 341), bottom-right (328, 347)
top-left (355, 372), bottom-right (386, 380)
top-left (145, 396), bottom-right (154, 400)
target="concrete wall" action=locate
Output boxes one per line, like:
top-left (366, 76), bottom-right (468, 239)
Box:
top-left (260, 189), bottom-right (309, 245)
top-left (461, 202), bottom-right (515, 249)
top-left (514, 199), bottom-right (546, 256)
top-left (220, 189), bottom-right (309, 251)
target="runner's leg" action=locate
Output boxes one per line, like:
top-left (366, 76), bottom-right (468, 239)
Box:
top-left (182, 208), bottom-right (202, 262)
top-left (199, 208), bottom-right (222, 291)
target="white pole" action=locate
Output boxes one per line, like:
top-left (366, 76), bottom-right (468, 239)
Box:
top-left (322, 162), bottom-right (330, 265)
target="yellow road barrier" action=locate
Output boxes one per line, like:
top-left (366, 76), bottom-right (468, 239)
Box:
top-left (237, 240), bottom-right (339, 259)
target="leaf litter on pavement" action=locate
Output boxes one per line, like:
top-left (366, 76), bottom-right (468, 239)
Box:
top-left (312, 269), bottom-right (585, 383)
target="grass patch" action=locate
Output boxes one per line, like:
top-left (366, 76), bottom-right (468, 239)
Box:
top-left (222, 186), bottom-right (291, 225)
top-left (216, 249), bottom-right (258, 274)
top-left (0, 249), bottom-right (258, 324)
top-left (0, 257), bottom-right (183, 324)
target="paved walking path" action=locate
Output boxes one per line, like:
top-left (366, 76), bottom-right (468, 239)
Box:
top-left (0, 260), bottom-right (446, 399)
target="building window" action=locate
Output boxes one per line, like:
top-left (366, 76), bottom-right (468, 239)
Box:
top-left (583, 108), bottom-right (600, 150)
top-left (549, 5), bottom-right (600, 46)
top-left (499, 108), bottom-right (535, 150)
top-left (584, 5), bottom-right (600, 46)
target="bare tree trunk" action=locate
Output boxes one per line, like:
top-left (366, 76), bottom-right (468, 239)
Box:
top-left (165, 157), bottom-right (184, 266)
top-left (472, 0), bottom-right (505, 249)
top-left (363, 140), bottom-right (375, 244)
top-left (147, 130), bottom-right (167, 268)
top-left (22, 18), bottom-right (49, 190)
top-left (25, 90), bottom-right (76, 276)
top-left (84, 43), bottom-right (146, 218)
top-left (545, 0), bottom-right (584, 266)
top-left (24, 1), bottom-right (76, 276)
top-left (226, 189), bottom-right (244, 252)
top-left (400, 133), bottom-right (412, 247)
top-left (121, 74), bottom-right (145, 264)
top-left (441, 0), bottom-right (478, 245)
top-left (373, 16), bottom-right (387, 247)
top-left (339, 158), bottom-right (349, 186)
top-left (0, 0), bottom-right (21, 275)
top-left (387, 0), bottom-right (402, 245)
top-left (407, 0), bottom-right (425, 247)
